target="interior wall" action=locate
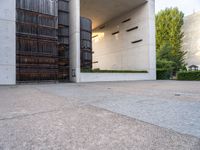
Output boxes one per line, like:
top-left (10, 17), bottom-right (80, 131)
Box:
top-left (92, 2), bottom-right (151, 71)
top-left (0, 0), bottom-right (16, 85)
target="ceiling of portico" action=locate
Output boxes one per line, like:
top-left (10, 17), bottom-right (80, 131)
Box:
top-left (80, 0), bottom-right (147, 29)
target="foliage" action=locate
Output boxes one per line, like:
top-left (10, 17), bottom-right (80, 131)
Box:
top-left (156, 59), bottom-right (174, 80)
top-left (157, 59), bottom-right (174, 71)
top-left (157, 69), bottom-right (172, 80)
top-left (156, 8), bottom-right (187, 72)
top-left (177, 71), bottom-right (200, 81)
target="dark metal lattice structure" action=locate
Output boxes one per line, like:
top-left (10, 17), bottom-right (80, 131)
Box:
top-left (80, 17), bottom-right (93, 70)
top-left (16, 0), bottom-right (92, 82)
top-left (58, 0), bottom-right (70, 81)
top-left (16, 0), bottom-right (58, 81)
top-left (16, 0), bottom-right (70, 82)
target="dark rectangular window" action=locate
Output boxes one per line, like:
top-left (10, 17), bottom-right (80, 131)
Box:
top-left (131, 39), bottom-right (143, 44)
top-left (93, 61), bottom-right (98, 64)
top-left (112, 31), bottom-right (119, 35)
top-left (92, 35), bottom-right (98, 38)
top-left (99, 25), bottom-right (105, 29)
top-left (122, 18), bottom-right (131, 23)
top-left (126, 26), bottom-right (138, 32)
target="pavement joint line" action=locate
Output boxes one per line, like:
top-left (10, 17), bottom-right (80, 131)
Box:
top-left (0, 109), bottom-right (61, 122)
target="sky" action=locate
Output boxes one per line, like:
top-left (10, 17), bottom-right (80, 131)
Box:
top-left (155, 0), bottom-right (200, 16)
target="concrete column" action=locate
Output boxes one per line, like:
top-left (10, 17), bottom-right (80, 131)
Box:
top-left (0, 0), bottom-right (16, 85)
top-left (69, 0), bottom-right (81, 82)
top-left (147, 0), bottom-right (156, 79)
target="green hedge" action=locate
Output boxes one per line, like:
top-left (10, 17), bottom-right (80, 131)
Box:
top-left (157, 69), bottom-right (172, 80)
top-left (177, 71), bottom-right (200, 81)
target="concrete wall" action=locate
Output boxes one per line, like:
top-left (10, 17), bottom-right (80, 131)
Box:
top-left (182, 12), bottom-right (200, 68)
top-left (92, 0), bottom-right (155, 74)
top-left (69, 0), bottom-right (81, 82)
top-left (80, 0), bottom-right (156, 82)
top-left (0, 0), bottom-right (16, 85)
top-left (80, 72), bottom-right (154, 82)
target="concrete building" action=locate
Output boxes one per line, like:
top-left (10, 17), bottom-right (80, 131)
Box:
top-left (0, 0), bottom-right (156, 85)
top-left (0, 0), bottom-right (16, 85)
top-left (182, 11), bottom-right (200, 69)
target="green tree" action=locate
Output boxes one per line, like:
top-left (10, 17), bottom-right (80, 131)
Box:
top-left (156, 8), bottom-right (186, 73)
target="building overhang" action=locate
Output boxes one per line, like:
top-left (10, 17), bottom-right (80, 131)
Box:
top-left (80, 0), bottom-right (147, 29)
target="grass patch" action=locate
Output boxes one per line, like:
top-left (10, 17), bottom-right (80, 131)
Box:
top-left (81, 69), bottom-right (148, 73)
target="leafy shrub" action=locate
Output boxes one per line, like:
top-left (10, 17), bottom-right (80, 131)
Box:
top-left (157, 59), bottom-right (174, 70)
top-left (177, 71), bottom-right (200, 81)
top-left (156, 59), bottom-right (174, 80)
top-left (157, 69), bottom-right (172, 80)
top-left (156, 8), bottom-right (186, 73)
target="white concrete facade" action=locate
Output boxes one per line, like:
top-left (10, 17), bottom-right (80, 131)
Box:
top-left (92, 2), bottom-right (152, 71)
top-left (182, 12), bottom-right (200, 69)
top-left (69, 0), bottom-right (81, 82)
top-left (0, 0), bottom-right (16, 85)
top-left (79, 0), bottom-right (156, 82)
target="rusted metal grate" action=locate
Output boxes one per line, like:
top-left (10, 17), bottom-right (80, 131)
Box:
top-left (16, 0), bottom-right (59, 82)
top-left (58, 0), bottom-right (70, 81)
top-left (80, 17), bottom-right (93, 70)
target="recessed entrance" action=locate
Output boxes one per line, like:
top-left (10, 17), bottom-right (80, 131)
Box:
top-left (80, 0), bottom-right (149, 72)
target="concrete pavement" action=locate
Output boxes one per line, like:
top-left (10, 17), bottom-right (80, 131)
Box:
top-left (0, 81), bottom-right (200, 150)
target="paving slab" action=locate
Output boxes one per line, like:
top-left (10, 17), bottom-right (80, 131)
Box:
top-left (34, 81), bottom-right (200, 138)
top-left (90, 97), bottom-right (200, 138)
top-left (0, 105), bottom-right (199, 150)
top-left (0, 81), bottom-right (200, 149)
